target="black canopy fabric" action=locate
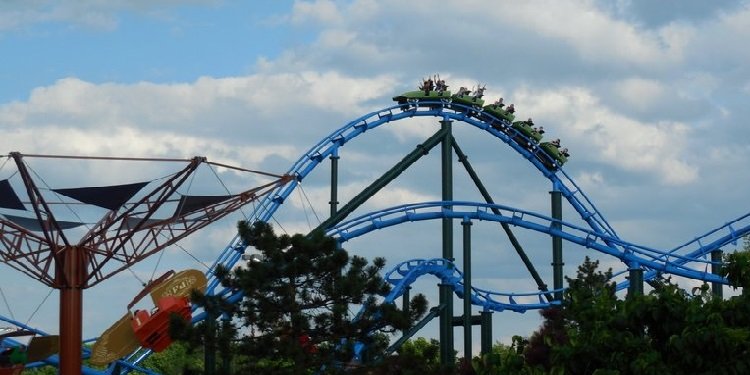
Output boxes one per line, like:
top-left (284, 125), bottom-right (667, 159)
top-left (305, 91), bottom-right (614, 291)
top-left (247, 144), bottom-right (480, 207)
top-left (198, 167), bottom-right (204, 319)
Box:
top-left (174, 195), bottom-right (233, 217)
top-left (0, 179), bottom-right (26, 210)
top-left (52, 181), bottom-right (149, 211)
top-left (119, 216), bottom-right (165, 230)
top-left (1, 214), bottom-right (84, 231)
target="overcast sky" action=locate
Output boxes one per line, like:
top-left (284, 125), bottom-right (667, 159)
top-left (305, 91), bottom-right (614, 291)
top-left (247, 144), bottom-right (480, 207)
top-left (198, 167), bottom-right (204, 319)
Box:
top-left (1, 0), bottom-right (750, 353)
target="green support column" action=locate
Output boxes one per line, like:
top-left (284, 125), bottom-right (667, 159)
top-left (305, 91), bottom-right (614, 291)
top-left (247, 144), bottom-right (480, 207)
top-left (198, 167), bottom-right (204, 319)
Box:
top-left (204, 303), bottom-right (217, 375)
top-left (462, 220), bottom-right (473, 361)
top-left (452, 141), bottom-right (552, 301)
top-left (480, 311), bottom-right (492, 355)
top-left (402, 286), bottom-right (411, 321)
top-left (440, 119), bottom-right (455, 365)
top-left (712, 250), bottom-right (724, 298)
top-left (329, 153), bottom-right (339, 217)
top-left (220, 315), bottom-right (232, 375)
top-left (550, 189), bottom-right (564, 301)
top-left (329, 153), bottom-right (344, 328)
top-left (628, 263), bottom-right (644, 298)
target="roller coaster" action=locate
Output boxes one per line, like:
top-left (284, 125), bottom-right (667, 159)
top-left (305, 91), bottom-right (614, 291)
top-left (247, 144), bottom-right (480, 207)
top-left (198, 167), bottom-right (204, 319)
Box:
top-left (1, 78), bottom-right (749, 374)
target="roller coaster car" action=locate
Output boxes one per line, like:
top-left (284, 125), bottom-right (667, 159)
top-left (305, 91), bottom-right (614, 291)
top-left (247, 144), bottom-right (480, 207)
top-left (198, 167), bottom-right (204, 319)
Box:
top-left (450, 92), bottom-right (485, 111)
top-left (392, 90), bottom-right (452, 110)
top-left (511, 121), bottom-right (543, 147)
top-left (537, 142), bottom-right (568, 169)
top-left (482, 103), bottom-right (515, 123)
top-left (131, 296), bottom-right (191, 353)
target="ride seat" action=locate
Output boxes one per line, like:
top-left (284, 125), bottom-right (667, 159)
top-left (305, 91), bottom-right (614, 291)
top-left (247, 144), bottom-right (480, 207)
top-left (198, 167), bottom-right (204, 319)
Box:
top-left (131, 296), bottom-right (191, 352)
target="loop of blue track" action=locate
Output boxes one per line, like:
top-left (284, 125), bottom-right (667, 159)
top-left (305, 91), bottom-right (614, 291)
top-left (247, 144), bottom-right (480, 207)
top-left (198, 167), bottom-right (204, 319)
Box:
top-left (382, 258), bottom-right (560, 313)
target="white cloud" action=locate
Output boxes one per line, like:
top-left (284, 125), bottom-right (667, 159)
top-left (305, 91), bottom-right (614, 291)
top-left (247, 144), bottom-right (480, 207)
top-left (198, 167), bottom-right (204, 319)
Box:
top-left (492, 1), bottom-right (688, 67)
top-left (614, 78), bottom-right (666, 111)
top-left (513, 86), bottom-right (697, 184)
top-left (0, 71), bottom-right (397, 143)
top-left (289, 0), bottom-right (343, 25)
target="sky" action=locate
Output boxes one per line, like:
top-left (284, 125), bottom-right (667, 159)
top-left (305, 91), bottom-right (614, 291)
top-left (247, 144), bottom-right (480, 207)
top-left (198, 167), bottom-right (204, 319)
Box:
top-left (1, 0), bottom-right (750, 356)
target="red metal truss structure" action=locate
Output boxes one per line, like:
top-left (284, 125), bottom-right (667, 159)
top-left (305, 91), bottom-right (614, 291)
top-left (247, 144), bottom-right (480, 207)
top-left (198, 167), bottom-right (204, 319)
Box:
top-left (0, 152), bottom-right (292, 375)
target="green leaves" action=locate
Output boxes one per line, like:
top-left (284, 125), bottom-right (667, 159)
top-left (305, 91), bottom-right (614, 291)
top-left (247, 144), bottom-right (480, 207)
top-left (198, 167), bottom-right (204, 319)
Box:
top-left (173, 220), bottom-right (428, 374)
top-left (519, 255), bottom-right (750, 375)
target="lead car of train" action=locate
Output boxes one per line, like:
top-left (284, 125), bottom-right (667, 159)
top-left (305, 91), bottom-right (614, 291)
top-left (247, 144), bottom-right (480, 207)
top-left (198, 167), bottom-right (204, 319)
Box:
top-left (393, 78), bottom-right (569, 170)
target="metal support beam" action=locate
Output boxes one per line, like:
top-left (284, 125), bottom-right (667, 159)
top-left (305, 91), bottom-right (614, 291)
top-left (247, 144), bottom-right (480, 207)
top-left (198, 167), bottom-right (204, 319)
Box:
top-left (451, 315), bottom-right (483, 326)
top-left (462, 220), bottom-right (473, 360)
top-left (204, 305), bottom-right (217, 375)
top-left (220, 316), bottom-right (232, 375)
top-left (381, 304), bottom-right (446, 358)
top-left (712, 250), bottom-right (723, 298)
top-left (440, 119), bottom-right (455, 365)
top-left (481, 311), bottom-right (492, 355)
top-left (402, 286), bottom-right (411, 321)
top-left (452, 140), bottom-right (552, 301)
top-left (329, 153), bottom-right (339, 218)
top-left (314, 126), bottom-right (448, 232)
top-left (550, 189), bottom-right (564, 301)
top-left (628, 265), bottom-right (644, 298)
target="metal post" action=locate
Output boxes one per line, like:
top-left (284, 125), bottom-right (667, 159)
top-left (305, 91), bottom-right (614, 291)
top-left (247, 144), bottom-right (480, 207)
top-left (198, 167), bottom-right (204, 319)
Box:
top-left (221, 315), bottom-right (232, 375)
top-left (329, 153), bottom-right (339, 217)
top-left (205, 304), bottom-right (216, 375)
top-left (329, 153), bottom-right (344, 328)
top-left (452, 140), bottom-right (552, 301)
top-left (550, 189), bottom-right (564, 301)
top-left (402, 286), bottom-right (411, 320)
top-left (480, 311), bottom-right (492, 355)
top-left (628, 264), bottom-right (643, 298)
top-left (712, 250), bottom-right (723, 298)
top-left (440, 119), bottom-right (455, 365)
top-left (58, 247), bottom-right (86, 375)
top-left (462, 220), bottom-right (472, 360)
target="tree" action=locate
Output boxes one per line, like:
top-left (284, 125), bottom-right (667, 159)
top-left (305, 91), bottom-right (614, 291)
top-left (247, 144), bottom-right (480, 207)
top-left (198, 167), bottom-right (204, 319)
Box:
top-left (174, 220), bottom-right (427, 374)
top-left (139, 341), bottom-right (203, 375)
top-left (722, 237), bottom-right (750, 294)
top-left (522, 254), bottom-right (750, 374)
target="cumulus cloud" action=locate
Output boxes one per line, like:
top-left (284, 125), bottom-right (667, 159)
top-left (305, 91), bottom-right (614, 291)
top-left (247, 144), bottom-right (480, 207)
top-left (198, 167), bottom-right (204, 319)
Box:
top-left (289, 0), bottom-right (343, 25)
top-left (512, 86), bottom-right (697, 184)
top-left (0, 72), bottom-right (397, 152)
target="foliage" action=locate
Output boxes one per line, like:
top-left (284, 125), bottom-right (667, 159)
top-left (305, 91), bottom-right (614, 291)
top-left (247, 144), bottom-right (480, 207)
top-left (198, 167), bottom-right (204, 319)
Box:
top-left (469, 337), bottom-right (544, 375)
top-left (138, 341), bottom-right (204, 375)
top-left (164, 234), bottom-right (750, 374)
top-left (21, 366), bottom-right (57, 375)
top-left (358, 337), bottom-right (453, 375)
top-left (522, 255), bottom-right (750, 374)
top-left (722, 237), bottom-right (750, 293)
top-left (173, 220), bottom-right (428, 374)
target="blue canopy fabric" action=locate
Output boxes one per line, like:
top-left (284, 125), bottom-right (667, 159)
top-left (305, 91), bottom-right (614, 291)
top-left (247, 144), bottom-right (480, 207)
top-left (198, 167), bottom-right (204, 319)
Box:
top-left (52, 181), bottom-right (149, 211)
top-left (0, 179), bottom-right (26, 211)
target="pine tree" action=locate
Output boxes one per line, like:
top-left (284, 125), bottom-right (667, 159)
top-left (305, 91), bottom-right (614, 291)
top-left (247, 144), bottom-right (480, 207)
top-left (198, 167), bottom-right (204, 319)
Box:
top-left (174, 220), bottom-right (427, 374)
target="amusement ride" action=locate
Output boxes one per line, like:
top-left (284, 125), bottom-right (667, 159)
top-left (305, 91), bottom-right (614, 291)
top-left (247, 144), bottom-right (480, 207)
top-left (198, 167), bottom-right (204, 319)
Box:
top-left (0, 77), bottom-right (748, 374)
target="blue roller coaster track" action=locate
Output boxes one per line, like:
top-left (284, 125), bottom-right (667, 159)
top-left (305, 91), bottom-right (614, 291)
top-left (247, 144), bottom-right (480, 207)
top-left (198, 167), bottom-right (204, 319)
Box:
top-left (2, 99), bottom-right (747, 374)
